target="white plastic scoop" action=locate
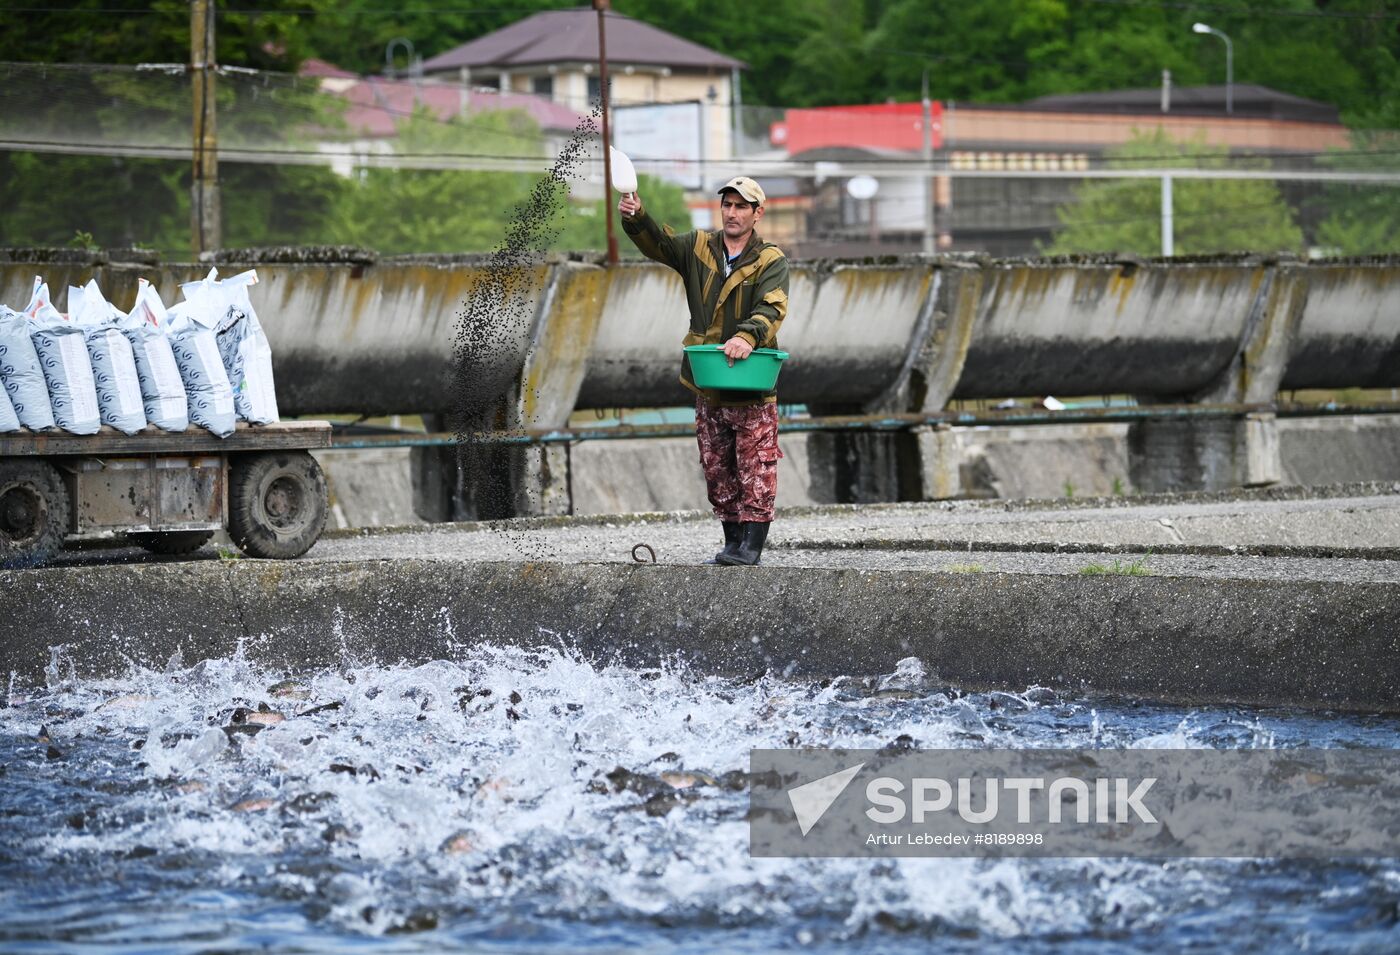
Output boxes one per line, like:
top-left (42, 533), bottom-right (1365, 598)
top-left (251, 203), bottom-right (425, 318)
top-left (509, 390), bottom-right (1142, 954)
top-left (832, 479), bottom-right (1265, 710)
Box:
top-left (609, 145), bottom-right (638, 197)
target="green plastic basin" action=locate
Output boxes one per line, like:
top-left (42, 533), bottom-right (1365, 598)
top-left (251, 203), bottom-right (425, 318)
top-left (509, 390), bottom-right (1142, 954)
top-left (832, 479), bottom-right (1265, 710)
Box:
top-left (685, 345), bottom-right (789, 391)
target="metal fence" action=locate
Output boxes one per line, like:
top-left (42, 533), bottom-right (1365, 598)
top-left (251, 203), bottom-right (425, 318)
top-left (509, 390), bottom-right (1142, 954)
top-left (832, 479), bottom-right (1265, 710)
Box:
top-left (2, 61), bottom-right (1397, 259)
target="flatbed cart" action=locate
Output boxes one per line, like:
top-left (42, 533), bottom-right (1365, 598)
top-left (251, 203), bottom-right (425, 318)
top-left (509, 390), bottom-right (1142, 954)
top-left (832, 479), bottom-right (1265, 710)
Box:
top-left (0, 420), bottom-right (331, 569)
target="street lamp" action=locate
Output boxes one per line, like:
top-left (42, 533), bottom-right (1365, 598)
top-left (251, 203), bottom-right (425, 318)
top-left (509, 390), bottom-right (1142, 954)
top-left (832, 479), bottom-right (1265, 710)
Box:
top-left (1192, 22), bottom-right (1233, 115)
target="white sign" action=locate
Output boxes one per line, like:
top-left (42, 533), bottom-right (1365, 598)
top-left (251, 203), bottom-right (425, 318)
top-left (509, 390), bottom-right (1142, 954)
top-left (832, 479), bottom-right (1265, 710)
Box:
top-left (612, 102), bottom-right (703, 190)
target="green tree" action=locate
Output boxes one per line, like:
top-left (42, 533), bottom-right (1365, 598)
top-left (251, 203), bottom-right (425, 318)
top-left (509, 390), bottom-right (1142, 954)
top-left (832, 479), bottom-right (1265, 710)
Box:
top-left (2, 0), bottom-right (1398, 129)
top-left (0, 50), bottom-right (349, 257)
top-left (613, 0), bottom-right (811, 107)
top-left (295, 1), bottom-right (563, 76)
top-left (326, 107), bottom-right (542, 255)
top-left (222, 165), bottom-right (350, 250)
top-left (0, 152), bottom-right (188, 252)
top-left (0, 0), bottom-right (334, 71)
top-left (321, 106), bottom-right (689, 256)
top-left (553, 175), bottom-right (692, 254)
top-left (774, 0), bottom-right (878, 107)
top-left (1044, 129), bottom-right (1304, 256)
top-left (861, 0), bottom-right (1189, 104)
top-left (1315, 130), bottom-right (1400, 254)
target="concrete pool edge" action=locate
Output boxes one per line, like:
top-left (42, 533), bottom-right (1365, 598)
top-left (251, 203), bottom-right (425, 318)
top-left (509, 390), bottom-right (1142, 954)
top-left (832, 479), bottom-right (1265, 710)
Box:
top-left (4, 557), bottom-right (1398, 713)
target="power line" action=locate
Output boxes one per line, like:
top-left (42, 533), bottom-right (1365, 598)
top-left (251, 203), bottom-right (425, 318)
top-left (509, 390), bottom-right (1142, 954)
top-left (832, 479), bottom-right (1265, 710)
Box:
top-left (5, 137), bottom-right (1400, 183)
top-left (5, 63), bottom-right (1399, 169)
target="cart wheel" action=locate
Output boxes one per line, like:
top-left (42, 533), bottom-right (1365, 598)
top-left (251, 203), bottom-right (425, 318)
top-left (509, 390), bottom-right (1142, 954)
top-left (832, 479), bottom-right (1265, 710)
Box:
top-left (228, 451), bottom-right (328, 559)
top-left (130, 530), bottom-right (216, 555)
top-left (0, 460), bottom-right (70, 570)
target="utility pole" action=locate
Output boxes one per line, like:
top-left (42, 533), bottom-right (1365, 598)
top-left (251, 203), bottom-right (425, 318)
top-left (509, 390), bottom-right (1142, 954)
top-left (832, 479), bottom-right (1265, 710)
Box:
top-left (595, 0), bottom-right (618, 265)
top-left (190, 0), bottom-right (220, 256)
top-left (730, 66), bottom-right (742, 163)
top-left (921, 69), bottom-right (935, 254)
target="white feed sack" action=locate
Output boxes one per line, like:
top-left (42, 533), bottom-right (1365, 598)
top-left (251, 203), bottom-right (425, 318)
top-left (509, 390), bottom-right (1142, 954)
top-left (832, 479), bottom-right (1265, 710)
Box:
top-left (69, 280), bottom-right (146, 435)
top-left (215, 271), bottom-right (279, 425)
top-left (0, 374), bottom-right (19, 432)
top-left (122, 279), bottom-right (188, 432)
top-left (165, 295), bottom-right (236, 438)
top-left (179, 268), bottom-right (279, 425)
top-left (25, 280), bottom-right (100, 435)
top-left (0, 304), bottom-right (55, 431)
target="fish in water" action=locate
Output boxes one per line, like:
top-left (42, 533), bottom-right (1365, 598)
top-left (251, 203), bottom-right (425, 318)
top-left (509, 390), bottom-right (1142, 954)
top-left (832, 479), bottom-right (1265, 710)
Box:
top-left (231, 797), bottom-right (276, 813)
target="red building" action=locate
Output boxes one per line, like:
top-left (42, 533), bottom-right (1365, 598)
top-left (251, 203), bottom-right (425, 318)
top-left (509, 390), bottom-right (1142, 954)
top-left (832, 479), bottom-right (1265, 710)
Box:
top-left (768, 86), bottom-right (1348, 257)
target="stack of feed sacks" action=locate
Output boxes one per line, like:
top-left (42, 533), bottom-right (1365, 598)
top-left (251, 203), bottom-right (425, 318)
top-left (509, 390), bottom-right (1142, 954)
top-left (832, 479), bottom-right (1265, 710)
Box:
top-left (0, 271), bottom-right (281, 438)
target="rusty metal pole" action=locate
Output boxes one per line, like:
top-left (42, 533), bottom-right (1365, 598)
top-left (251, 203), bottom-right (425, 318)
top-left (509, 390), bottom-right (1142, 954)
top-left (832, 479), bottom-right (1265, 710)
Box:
top-left (190, 0), bottom-right (221, 256)
top-left (921, 69), bottom-right (935, 254)
top-left (594, 0), bottom-right (618, 265)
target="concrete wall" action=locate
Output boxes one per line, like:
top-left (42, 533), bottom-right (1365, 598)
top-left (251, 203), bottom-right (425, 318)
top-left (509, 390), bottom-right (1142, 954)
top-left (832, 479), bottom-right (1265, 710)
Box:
top-left (304, 416), bottom-right (1386, 522)
top-left (1279, 415), bottom-right (1400, 486)
top-left (568, 434), bottom-right (820, 516)
top-left (6, 250), bottom-right (1396, 515)
top-left (312, 448), bottom-right (425, 529)
top-left (3, 556), bottom-right (1396, 712)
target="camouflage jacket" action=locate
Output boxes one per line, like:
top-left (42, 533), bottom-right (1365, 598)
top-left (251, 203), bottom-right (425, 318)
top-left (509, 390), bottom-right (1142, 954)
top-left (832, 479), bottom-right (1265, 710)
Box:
top-left (621, 207), bottom-right (790, 406)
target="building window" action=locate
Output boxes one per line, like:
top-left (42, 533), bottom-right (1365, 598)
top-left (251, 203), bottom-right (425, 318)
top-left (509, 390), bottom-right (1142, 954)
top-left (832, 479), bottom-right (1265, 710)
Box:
top-left (586, 76), bottom-right (613, 102)
top-left (532, 75), bottom-right (553, 98)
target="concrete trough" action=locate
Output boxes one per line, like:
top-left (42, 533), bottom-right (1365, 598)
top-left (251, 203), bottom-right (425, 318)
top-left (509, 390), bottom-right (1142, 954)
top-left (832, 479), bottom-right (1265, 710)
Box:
top-left (3, 557), bottom-right (1397, 713)
top-left (1284, 259), bottom-right (1400, 390)
top-left (4, 253), bottom-right (1400, 419)
top-left (955, 258), bottom-right (1263, 399)
top-left (574, 262), bottom-right (695, 409)
top-left (576, 262), bottom-right (933, 409)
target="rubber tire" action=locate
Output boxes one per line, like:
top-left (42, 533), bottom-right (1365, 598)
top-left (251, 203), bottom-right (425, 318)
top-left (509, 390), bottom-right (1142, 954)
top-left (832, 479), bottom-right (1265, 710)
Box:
top-left (130, 530), bottom-right (216, 555)
top-left (228, 451), bottom-right (328, 559)
top-left (0, 459), bottom-right (70, 570)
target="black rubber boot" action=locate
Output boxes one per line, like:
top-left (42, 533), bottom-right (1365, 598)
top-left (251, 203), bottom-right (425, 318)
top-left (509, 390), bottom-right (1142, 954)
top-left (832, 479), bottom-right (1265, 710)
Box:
top-left (704, 521), bottom-right (743, 564)
top-left (716, 521), bottom-right (769, 566)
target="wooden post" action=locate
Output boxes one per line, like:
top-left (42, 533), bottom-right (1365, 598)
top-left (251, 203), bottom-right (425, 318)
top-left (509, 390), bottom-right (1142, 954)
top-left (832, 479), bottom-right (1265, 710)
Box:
top-left (191, 0), bottom-right (221, 256)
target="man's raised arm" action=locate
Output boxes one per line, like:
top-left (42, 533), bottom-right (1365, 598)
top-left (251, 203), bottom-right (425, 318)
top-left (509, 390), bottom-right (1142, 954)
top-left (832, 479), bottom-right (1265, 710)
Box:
top-left (618, 193), bottom-right (692, 273)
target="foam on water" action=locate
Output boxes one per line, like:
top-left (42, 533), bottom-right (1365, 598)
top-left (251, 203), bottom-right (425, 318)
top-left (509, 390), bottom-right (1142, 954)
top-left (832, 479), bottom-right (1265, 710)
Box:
top-left (2, 644), bottom-right (1399, 952)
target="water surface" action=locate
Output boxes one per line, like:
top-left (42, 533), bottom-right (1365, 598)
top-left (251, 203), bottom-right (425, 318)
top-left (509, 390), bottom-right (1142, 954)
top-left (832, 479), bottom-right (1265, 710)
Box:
top-left (3, 644), bottom-right (1398, 953)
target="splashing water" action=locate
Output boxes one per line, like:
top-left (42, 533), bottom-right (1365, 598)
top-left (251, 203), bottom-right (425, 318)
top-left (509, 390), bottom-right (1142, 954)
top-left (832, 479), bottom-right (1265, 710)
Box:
top-left (3, 645), bottom-right (1399, 952)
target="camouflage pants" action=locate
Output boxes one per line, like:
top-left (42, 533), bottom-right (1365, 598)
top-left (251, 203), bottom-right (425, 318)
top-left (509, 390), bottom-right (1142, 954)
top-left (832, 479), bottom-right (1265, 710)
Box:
top-left (695, 396), bottom-right (781, 523)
